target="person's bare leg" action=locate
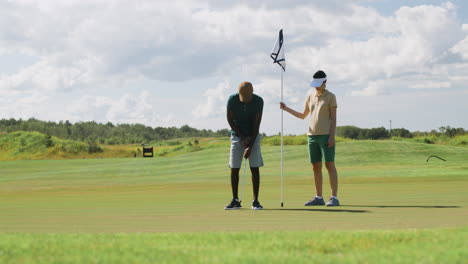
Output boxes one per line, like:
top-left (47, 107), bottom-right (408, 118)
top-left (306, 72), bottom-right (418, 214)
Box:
top-left (325, 161), bottom-right (338, 197)
top-left (250, 167), bottom-right (260, 201)
top-left (312, 162), bottom-right (323, 197)
top-left (230, 168), bottom-right (240, 199)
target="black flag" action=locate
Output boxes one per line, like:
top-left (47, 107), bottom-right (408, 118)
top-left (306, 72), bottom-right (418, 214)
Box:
top-left (270, 29), bottom-right (286, 71)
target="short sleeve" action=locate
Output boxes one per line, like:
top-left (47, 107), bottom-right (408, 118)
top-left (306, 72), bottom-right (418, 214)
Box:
top-left (304, 93), bottom-right (311, 111)
top-left (257, 97), bottom-right (264, 113)
top-left (227, 95), bottom-right (235, 111)
top-left (330, 94), bottom-right (337, 108)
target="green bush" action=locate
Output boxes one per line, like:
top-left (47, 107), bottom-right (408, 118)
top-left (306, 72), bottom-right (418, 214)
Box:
top-left (424, 138), bottom-right (433, 144)
top-left (44, 134), bottom-right (54, 148)
top-left (86, 138), bottom-right (103, 153)
top-left (336, 126), bottom-right (360, 139)
top-left (390, 128), bottom-right (413, 138)
top-left (263, 135), bottom-right (307, 146)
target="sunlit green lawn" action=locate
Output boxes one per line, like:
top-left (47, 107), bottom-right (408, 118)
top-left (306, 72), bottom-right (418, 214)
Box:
top-left (1, 141), bottom-right (467, 263)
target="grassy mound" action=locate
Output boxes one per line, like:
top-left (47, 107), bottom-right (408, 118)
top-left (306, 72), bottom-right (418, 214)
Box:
top-left (392, 134), bottom-right (468, 147)
top-left (0, 131), bottom-right (83, 160)
top-left (0, 131), bottom-right (230, 160)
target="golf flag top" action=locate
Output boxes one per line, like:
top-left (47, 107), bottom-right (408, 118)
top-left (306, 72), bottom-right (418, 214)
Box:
top-left (270, 29), bottom-right (286, 71)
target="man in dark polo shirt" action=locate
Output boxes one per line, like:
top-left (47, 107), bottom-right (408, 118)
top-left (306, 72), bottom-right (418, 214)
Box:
top-left (224, 81), bottom-right (264, 210)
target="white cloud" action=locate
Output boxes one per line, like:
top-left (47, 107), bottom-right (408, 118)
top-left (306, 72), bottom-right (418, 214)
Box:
top-left (351, 81), bottom-right (388, 96)
top-left (288, 2), bottom-right (467, 97)
top-left (12, 61), bottom-right (88, 91)
top-left (463, 24), bottom-right (468, 32)
top-left (193, 80), bottom-right (231, 118)
top-left (451, 36), bottom-right (468, 59)
top-left (409, 82), bottom-right (451, 89)
top-left (65, 91), bottom-right (177, 126)
top-left (0, 0), bottom-right (467, 132)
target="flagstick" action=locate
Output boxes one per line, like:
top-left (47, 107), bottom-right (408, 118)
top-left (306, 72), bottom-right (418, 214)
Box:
top-left (280, 69), bottom-right (284, 207)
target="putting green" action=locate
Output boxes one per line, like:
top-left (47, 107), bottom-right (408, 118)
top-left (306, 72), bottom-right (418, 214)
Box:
top-left (1, 141), bottom-right (467, 233)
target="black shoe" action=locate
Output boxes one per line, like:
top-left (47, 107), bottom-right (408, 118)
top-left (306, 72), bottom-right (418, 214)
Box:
top-left (252, 200), bottom-right (263, 210)
top-left (304, 197), bottom-right (325, 206)
top-left (224, 198), bottom-right (241, 210)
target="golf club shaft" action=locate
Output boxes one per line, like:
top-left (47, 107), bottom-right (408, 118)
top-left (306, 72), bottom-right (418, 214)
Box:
top-left (240, 158), bottom-right (247, 203)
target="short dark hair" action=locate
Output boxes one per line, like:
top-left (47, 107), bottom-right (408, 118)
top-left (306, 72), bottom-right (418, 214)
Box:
top-left (313, 70), bottom-right (326, 79)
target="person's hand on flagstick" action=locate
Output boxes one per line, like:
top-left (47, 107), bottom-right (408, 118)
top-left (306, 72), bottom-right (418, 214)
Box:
top-left (280, 102), bottom-right (287, 111)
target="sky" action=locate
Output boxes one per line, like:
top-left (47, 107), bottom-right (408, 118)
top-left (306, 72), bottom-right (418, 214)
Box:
top-left (0, 0), bottom-right (467, 135)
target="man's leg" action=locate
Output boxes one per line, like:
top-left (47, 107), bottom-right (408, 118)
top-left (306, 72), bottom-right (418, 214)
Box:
top-left (231, 168), bottom-right (240, 199)
top-left (248, 135), bottom-right (263, 210)
top-left (225, 167), bottom-right (242, 210)
top-left (250, 167), bottom-right (260, 201)
top-left (229, 134), bottom-right (244, 199)
top-left (325, 162), bottom-right (338, 197)
top-left (225, 135), bottom-right (243, 210)
top-left (312, 162), bottom-right (323, 197)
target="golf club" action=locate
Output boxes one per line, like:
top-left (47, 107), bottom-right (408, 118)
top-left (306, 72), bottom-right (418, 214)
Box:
top-left (239, 158), bottom-right (247, 203)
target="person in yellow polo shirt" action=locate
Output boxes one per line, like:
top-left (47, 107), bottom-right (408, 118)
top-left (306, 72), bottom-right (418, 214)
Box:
top-left (280, 70), bottom-right (340, 206)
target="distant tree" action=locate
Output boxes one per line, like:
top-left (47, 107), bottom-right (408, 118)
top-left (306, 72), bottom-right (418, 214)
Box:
top-left (193, 139), bottom-right (201, 151)
top-left (20, 138), bottom-right (27, 147)
top-left (0, 118), bottom-right (237, 144)
top-left (444, 127), bottom-right (465, 137)
top-left (438, 126), bottom-right (447, 134)
top-left (337, 126), bottom-right (360, 139)
top-left (44, 133), bottom-right (54, 148)
top-left (390, 128), bottom-right (413, 138)
top-left (216, 129), bottom-right (231, 137)
top-left (367, 127), bottom-right (390, 139)
top-left (19, 138), bottom-right (27, 152)
top-left (86, 137), bottom-right (103, 153)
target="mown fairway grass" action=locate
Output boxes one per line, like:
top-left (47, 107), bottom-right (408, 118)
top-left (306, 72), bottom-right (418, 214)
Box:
top-left (1, 140), bottom-right (467, 263)
top-left (1, 228), bottom-right (467, 264)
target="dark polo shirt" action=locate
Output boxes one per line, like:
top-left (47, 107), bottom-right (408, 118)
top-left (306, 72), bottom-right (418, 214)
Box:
top-left (227, 93), bottom-right (263, 137)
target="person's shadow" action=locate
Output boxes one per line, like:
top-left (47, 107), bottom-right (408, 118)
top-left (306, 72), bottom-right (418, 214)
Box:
top-left (265, 208), bottom-right (369, 213)
top-left (344, 205), bottom-right (460, 208)
top-left (263, 205), bottom-right (461, 213)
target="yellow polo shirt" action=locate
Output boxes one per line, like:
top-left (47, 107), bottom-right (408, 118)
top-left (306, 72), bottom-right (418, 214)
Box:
top-left (304, 89), bottom-right (337, 135)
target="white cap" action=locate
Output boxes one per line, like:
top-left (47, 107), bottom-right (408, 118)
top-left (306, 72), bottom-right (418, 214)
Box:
top-left (310, 77), bottom-right (327, 88)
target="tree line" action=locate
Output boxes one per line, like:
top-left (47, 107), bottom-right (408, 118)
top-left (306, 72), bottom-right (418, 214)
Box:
top-left (0, 118), bottom-right (230, 145)
top-left (336, 126), bottom-right (466, 140)
top-left (1, 118), bottom-right (465, 144)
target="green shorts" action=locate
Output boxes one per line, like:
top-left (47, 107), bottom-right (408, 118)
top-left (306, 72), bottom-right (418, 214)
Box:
top-left (308, 135), bottom-right (335, 163)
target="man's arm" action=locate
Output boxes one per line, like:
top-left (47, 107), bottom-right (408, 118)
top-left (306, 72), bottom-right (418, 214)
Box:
top-left (243, 111), bottom-right (262, 158)
top-left (227, 110), bottom-right (244, 138)
top-left (249, 111), bottom-right (263, 146)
